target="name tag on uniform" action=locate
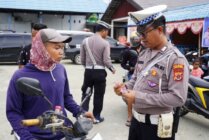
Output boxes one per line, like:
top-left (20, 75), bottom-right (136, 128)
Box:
top-left (154, 64), bottom-right (165, 70)
top-left (138, 61), bottom-right (144, 64)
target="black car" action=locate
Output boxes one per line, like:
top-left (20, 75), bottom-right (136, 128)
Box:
top-left (58, 30), bottom-right (126, 64)
top-left (0, 31), bottom-right (31, 63)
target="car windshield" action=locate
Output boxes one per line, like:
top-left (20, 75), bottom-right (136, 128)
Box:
top-left (3, 35), bottom-right (23, 48)
top-left (69, 35), bottom-right (91, 46)
top-left (106, 36), bottom-right (121, 48)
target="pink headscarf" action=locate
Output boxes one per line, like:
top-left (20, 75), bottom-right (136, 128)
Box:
top-left (30, 32), bottom-right (56, 71)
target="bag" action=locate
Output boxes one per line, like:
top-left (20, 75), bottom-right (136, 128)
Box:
top-left (157, 112), bottom-right (173, 138)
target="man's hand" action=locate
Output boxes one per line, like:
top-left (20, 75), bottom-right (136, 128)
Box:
top-left (122, 90), bottom-right (135, 105)
top-left (112, 69), bottom-right (116, 74)
top-left (114, 82), bottom-right (126, 96)
top-left (84, 112), bottom-right (95, 121)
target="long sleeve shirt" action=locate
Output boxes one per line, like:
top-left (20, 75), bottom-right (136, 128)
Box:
top-left (80, 33), bottom-right (114, 70)
top-left (6, 63), bottom-right (82, 140)
top-left (126, 42), bottom-right (189, 115)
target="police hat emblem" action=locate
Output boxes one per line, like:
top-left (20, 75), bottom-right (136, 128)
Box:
top-left (128, 5), bottom-right (167, 26)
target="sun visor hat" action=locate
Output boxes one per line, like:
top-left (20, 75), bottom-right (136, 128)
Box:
top-left (128, 5), bottom-right (167, 31)
top-left (40, 28), bottom-right (72, 43)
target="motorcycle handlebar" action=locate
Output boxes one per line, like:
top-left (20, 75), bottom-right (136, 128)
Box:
top-left (22, 119), bottom-right (40, 126)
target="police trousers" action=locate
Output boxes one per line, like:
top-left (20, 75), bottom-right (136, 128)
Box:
top-left (81, 69), bottom-right (107, 117)
top-left (128, 117), bottom-right (175, 140)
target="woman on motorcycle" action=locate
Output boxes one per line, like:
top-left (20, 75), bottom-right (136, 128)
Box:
top-left (6, 29), bottom-right (94, 140)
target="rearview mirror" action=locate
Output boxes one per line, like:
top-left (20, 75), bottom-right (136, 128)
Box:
top-left (16, 77), bottom-right (53, 109)
top-left (16, 77), bottom-right (44, 97)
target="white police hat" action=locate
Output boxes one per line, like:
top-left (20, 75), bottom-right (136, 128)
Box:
top-left (128, 5), bottom-right (167, 26)
top-left (97, 21), bottom-right (112, 29)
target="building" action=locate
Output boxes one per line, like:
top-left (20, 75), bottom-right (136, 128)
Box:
top-left (101, 0), bottom-right (209, 42)
top-left (165, 3), bottom-right (209, 55)
top-left (101, 0), bottom-right (141, 40)
top-left (0, 0), bottom-right (107, 32)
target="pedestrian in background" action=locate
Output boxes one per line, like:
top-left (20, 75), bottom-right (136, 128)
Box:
top-left (18, 23), bottom-right (47, 69)
top-left (114, 5), bottom-right (189, 140)
top-left (121, 35), bottom-right (142, 126)
top-left (191, 59), bottom-right (204, 78)
top-left (80, 21), bottom-right (116, 124)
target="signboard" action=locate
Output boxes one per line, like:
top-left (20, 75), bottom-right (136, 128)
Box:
top-left (202, 18), bottom-right (209, 47)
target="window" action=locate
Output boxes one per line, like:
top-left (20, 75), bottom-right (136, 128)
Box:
top-left (4, 35), bottom-right (24, 48)
top-left (23, 35), bottom-right (32, 45)
top-left (69, 35), bottom-right (91, 47)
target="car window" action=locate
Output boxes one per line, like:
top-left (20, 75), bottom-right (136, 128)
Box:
top-left (106, 37), bottom-right (118, 47)
top-left (69, 35), bottom-right (90, 46)
top-left (4, 35), bottom-right (24, 48)
top-left (23, 35), bottom-right (32, 45)
top-left (0, 36), bottom-right (5, 45)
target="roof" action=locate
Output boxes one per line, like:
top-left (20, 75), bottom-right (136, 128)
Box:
top-left (0, 0), bottom-right (107, 14)
top-left (164, 3), bottom-right (209, 22)
top-left (101, 0), bottom-right (142, 23)
top-left (132, 0), bottom-right (209, 10)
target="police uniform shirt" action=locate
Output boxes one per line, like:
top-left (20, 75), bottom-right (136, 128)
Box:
top-left (125, 42), bottom-right (189, 115)
top-left (80, 33), bottom-right (113, 69)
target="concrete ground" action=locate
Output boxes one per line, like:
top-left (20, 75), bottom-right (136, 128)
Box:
top-left (0, 60), bottom-right (209, 140)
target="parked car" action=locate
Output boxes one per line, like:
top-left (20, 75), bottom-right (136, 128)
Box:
top-left (0, 31), bottom-right (31, 63)
top-left (57, 30), bottom-right (126, 64)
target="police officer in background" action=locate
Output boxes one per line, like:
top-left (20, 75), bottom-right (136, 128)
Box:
top-left (18, 23), bottom-right (47, 68)
top-left (80, 21), bottom-right (116, 123)
top-left (114, 5), bottom-right (189, 140)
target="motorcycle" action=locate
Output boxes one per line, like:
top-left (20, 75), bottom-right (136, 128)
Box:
top-left (179, 75), bottom-right (209, 119)
top-left (200, 53), bottom-right (209, 77)
top-left (203, 75), bottom-right (209, 82)
top-left (15, 77), bottom-right (102, 140)
top-left (185, 51), bottom-right (198, 64)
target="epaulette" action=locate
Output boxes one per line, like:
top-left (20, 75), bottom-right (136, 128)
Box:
top-left (138, 48), bottom-right (147, 57)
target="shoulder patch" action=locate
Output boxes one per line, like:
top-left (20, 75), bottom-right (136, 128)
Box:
top-left (173, 64), bottom-right (184, 81)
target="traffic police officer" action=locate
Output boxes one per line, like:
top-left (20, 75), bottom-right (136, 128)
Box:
top-left (114, 5), bottom-right (189, 140)
top-left (80, 21), bottom-right (116, 123)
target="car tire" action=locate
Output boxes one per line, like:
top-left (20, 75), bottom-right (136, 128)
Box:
top-left (73, 54), bottom-right (81, 65)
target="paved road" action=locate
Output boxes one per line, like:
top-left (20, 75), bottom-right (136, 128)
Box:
top-left (0, 61), bottom-right (209, 140)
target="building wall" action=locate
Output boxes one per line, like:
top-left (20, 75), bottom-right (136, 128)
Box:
top-left (112, 0), bottom-right (137, 19)
top-left (0, 12), bottom-right (86, 33)
top-left (133, 0), bottom-right (209, 9)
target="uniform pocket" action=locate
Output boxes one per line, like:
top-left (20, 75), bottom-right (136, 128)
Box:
top-left (142, 68), bottom-right (163, 93)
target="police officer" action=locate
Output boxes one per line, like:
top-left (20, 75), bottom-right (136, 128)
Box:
top-left (80, 21), bottom-right (116, 123)
top-left (18, 23), bottom-right (47, 69)
top-left (114, 5), bottom-right (189, 140)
